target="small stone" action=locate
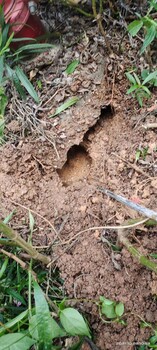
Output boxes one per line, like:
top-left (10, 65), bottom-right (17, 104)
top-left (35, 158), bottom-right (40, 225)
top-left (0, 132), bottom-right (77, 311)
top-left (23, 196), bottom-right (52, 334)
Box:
top-left (91, 196), bottom-right (99, 204)
top-left (79, 205), bottom-right (87, 213)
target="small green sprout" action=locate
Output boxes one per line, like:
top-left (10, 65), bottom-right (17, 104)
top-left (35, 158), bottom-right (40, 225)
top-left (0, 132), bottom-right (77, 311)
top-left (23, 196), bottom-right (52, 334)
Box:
top-left (135, 146), bottom-right (149, 162)
top-left (126, 70), bottom-right (157, 107)
top-left (99, 296), bottom-right (125, 324)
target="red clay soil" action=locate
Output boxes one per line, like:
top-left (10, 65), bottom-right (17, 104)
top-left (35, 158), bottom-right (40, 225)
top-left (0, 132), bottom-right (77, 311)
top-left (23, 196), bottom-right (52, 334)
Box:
top-left (0, 2), bottom-right (157, 349)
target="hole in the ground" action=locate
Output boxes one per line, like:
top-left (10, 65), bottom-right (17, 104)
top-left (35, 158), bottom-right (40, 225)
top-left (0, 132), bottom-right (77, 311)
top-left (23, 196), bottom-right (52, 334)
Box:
top-left (57, 145), bottom-right (92, 186)
top-left (83, 104), bottom-right (114, 142)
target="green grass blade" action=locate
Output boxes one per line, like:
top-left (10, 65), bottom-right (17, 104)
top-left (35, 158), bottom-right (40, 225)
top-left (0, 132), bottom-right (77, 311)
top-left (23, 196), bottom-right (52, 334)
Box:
top-left (125, 72), bottom-right (136, 85)
top-left (15, 66), bottom-right (39, 103)
top-left (49, 97), bottom-right (79, 118)
top-left (0, 310), bottom-right (28, 336)
top-left (127, 19), bottom-right (143, 36)
top-left (143, 70), bottom-right (157, 85)
top-left (3, 210), bottom-right (16, 224)
top-left (0, 56), bottom-right (4, 83)
top-left (65, 60), bottom-right (80, 74)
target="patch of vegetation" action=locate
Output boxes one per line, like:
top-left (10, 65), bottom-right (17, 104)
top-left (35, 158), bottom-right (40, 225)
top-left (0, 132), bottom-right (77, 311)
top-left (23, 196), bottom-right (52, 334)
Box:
top-left (126, 70), bottom-right (157, 106)
top-left (0, 4), bottom-right (52, 142)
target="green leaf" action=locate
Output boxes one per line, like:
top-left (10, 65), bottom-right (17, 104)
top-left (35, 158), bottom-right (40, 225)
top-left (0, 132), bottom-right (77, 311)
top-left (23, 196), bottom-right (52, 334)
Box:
top-left (150, 253), bottom-right (157, 259)
top-left (101, 300), bottom-right (117, 319)
top-left (101, 299), bottom-right (114, 306)
top-left (127, 84), bottom-right (140, 94)
top-left (135, 149), bottom-right (141, 161)
top-left (15, 43), bottom-right (53, 54)
top-left (0, 86), bottom-right (8, 117)
top-left (141, 86), bottom-right (151, 95)
top-left (65, 60), bottom-right (80, 75)
top-left (0, 258), bottom-right (8, 279)
top-left (115, 302), bottom-right (124, 317)
top-left (0, 310), bottom-right (28, 336)
top-left (33, 281), bottom-right (52, 350)
top-left (0, 56), bottom-right (4, 83)
top-left (49, 97), bottom-right (79, 118)
top-left (127, 19), bottom-right (143, 36)
top-left (29, 211), bottom-right (35, 235)
top-left (29, 315), bottom-right (66, 341)
top-left (3, 210), bottom-right (16, 224)
top-left (60, 307), bottom-right (91, 338)
top-left (141, 69), bottom-right (149, 81)
top-left (140, 25), bottom-right (156, 53)
top-left (5, 64), bottom-right (26, 100)
top-left (133, 72), bottom-right (141, 85)
top-left (125, 72), bottom-right (136, 85)
top-left (0, 333), bottom-right (35, 350)
top-left (6, 289), bottom-right (26, 306)
top-left (15, 67), bottom-right (39, 103)
top-left (136, 94), bottom-right (143, 107)
top-left (1, 23), bottom-right (10, 48)
top-left (143, 70), bottom-right (157, 85)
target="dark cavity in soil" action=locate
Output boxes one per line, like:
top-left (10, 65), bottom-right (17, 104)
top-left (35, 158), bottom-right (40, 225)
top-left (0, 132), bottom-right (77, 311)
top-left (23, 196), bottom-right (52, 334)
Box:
top-left (57, 145), bottom-right (92, 186)
top-left (83, 104), bottom-right (114, 142)
top-left (57, 104), bottom-right (114, 186)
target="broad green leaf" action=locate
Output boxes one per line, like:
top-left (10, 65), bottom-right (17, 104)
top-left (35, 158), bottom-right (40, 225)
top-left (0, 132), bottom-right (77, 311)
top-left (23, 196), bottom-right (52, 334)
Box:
top-left (115, 302), bottom-right (124, 317)
top-left (127, 84), bottom-right (140, 94)
top-left (65, 60), bottom-right (80, 75)
top-left (140, 25), bottom-right (156, 53)
top-left (127, 20), bottom-right (143, 36)
top-left (141, 69), bottom-right (149, 81)
top-left (101, 302), bottom-right (116, 319)
top-left (125, 72), bottom-right (136, 85)
top-left (60, 307), bottom-right (91, 338)
top-left (0, 310), bottom-right (28, 336)
top-left (101, 299), bottom-right (114, 306)
top-left (29, 315), bottom-right (66, 341)
top-left (143, 70), bottom-right (157, 85)
top-left (33, 281), bottom-right (52, 350)
top-left (15, 67), bottom-right (39, 103)
top-left (49, 97), bottom-right (79, 118)
top-left (0, 333), bottom-right (35, 350)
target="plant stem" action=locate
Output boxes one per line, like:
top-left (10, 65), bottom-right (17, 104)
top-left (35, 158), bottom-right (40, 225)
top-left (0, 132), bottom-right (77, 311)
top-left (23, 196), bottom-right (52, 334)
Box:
top-left (120, 235), bottom-right (157, 274)
top-left (91, 0), bottom-right (111, 52)
top-left (0, 221), bottom-right (51, 265)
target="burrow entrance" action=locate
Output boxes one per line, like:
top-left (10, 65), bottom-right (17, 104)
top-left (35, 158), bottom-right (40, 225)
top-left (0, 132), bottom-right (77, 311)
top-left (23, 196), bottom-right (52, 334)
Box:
top-left (57, 104), bottom-right (114, 186)
top-left (57, 145), bottom-right (92, 186)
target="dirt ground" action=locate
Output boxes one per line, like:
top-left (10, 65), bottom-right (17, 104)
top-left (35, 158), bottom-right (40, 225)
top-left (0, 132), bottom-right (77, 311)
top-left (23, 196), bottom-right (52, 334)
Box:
top-left (0, 1), bottom-right (157, 349)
